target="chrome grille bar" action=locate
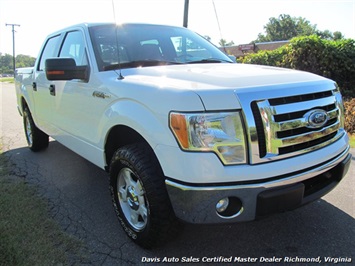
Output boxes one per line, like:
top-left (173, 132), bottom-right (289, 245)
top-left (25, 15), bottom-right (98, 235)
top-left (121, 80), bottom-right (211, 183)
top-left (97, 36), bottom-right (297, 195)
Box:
top-left (251, 89), bottom-right (344, 162)
top-left (271, 96), bottom-right (336, 115)
top-left (278, 108), bottom-right (339, 131)
top-left (279, 121), bottom-right (340, 147)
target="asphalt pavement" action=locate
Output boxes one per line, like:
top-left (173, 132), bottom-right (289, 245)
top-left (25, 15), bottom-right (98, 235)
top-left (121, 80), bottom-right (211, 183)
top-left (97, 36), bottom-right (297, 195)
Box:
top-left (1, 82), bottom-right (354, 265)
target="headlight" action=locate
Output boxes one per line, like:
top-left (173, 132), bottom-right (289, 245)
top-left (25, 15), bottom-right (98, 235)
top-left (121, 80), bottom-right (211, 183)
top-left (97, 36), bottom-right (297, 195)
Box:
top-left (169, 111), bottom-right (247, 165)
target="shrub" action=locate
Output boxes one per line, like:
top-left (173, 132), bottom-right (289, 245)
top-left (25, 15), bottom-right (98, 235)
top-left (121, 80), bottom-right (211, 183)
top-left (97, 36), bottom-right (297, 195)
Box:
top-left (344, 98), bottom-right (355, 134)
top-left (238, 36), bottom-right (355, 97)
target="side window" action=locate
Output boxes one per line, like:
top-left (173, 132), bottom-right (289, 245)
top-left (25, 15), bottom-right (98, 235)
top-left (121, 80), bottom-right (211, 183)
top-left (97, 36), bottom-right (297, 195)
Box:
top-left (38, 35), bottom-right (61, 71)
top-left (59, 31), bottom-right (88, 66)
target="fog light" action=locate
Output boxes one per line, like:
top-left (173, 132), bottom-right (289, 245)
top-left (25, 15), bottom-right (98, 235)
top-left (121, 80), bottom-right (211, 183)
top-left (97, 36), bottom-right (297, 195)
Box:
top-left (216, 198), bottom-right (229, 213)
top-left (216, 197), bottom-right (243, 218)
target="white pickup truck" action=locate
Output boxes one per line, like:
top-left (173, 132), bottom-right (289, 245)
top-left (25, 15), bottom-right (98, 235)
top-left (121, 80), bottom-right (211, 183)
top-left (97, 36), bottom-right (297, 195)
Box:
top-left (15, 23), bottom-right (351, 248)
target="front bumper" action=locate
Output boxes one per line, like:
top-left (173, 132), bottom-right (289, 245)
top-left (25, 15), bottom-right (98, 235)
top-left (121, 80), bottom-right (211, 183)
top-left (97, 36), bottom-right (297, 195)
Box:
top-left (165, 146), bottom-right (351, 224)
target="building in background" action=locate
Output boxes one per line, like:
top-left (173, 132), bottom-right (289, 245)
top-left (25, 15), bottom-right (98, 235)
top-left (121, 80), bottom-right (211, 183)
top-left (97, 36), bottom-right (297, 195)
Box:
top-left (221, 40), bottom-right (289, 58)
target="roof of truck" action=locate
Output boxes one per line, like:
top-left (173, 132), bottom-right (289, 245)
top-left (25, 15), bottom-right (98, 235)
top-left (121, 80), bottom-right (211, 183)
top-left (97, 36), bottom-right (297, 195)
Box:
top-left (50, 22), bottom-right (182, 33)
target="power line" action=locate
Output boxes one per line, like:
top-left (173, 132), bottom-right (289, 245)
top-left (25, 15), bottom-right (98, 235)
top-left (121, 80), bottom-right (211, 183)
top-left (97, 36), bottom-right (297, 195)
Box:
top-left (5, 23), bottom-right (20, 74)
top-left (211, 0), bottom-right (226, 52)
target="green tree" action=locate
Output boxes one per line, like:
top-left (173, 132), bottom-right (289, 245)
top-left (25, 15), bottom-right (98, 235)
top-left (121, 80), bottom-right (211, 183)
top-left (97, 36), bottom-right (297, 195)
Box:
top-left (316, 30), bottom-right (345, 40)
top-left (0, 53), bottom-right (13, 74)
top-left (255, 14), bottom-right (316, 42)
top-left (0, 53), bottom-right (36, 74)
top-left (333, 31), bottom-right (345, 40)
top-left (219, 38), bottom-right (234, 47)
top-left (255, 14), bottom-right (344, 42)
top-left (16, 54), bottom-right (36, 68)
top-left (316, 29), bottom-right (333, 40)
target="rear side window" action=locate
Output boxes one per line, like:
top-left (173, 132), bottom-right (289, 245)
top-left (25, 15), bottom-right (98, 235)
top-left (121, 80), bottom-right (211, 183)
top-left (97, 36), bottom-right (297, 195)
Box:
top-left (38, 35), bottom-right (61, 71)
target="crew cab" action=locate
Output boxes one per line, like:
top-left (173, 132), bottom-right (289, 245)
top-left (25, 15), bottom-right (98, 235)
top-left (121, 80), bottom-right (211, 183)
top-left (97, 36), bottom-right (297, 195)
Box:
top-left (15, 23), bottom-right (351, 248)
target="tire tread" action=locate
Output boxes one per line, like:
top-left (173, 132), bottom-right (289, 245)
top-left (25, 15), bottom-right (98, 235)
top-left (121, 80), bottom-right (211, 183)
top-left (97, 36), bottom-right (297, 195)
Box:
top-left (109, 143), bottom-right (181, 248)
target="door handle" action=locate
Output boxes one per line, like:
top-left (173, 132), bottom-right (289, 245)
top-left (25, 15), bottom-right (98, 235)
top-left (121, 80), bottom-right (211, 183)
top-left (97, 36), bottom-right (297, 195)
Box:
top-left (49, 84), bottom-right (56, 96)
top-left (32, 82), bottom-right (37, 91)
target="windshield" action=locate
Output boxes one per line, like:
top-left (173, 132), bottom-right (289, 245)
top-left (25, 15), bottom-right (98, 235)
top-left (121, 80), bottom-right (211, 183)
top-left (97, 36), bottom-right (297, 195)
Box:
top-left (89, 24), bottom-right (233, 71)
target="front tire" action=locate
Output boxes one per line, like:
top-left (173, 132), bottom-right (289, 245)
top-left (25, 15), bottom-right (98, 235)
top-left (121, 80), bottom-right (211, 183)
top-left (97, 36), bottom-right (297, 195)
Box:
top-left (109, 143), bottom-right (179, 248)
top-left (23, 107), bottom-right (49, 152)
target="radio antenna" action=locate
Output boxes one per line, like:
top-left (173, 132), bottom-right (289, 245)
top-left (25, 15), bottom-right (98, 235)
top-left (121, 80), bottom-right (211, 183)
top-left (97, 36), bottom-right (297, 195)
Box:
top-left (212, 0), bottom-right (227, 54)
top-left (112, 0), bottom-right (124, 80)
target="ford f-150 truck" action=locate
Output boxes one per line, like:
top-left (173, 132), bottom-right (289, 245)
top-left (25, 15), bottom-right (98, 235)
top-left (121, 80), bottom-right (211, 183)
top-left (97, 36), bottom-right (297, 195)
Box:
top-left (15, 23), bottom-right (351, 248)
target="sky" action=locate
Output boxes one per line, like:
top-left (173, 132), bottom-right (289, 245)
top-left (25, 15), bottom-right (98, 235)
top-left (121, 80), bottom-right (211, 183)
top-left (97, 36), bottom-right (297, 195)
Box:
top-left (0, 0), bottom-right (354, 58)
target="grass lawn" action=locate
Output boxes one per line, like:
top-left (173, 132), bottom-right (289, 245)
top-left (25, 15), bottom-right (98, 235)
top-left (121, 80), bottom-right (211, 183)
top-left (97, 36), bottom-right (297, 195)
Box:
top-left (348, 134), bottom-right (355, 148)
top-left (0, 77), bottom-right (14, 83)
top-left (0, 147), bottom-right (82, 266)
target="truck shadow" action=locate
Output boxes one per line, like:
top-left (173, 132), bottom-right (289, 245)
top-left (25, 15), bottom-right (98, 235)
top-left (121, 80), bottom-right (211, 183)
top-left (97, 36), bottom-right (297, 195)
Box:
top-left (3, 141), bottom-right (354, 264)
top-left (160, 201), bottom-right (355, 258)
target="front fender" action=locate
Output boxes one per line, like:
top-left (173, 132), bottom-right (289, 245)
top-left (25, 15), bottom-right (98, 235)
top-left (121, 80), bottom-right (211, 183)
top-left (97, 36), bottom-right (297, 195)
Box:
top-left (100, 98), bottom-right (176, 153)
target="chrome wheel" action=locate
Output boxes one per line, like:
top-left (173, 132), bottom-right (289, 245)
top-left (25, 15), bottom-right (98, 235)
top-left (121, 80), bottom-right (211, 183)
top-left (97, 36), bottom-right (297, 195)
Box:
top-left (22, 108), bottom-right (49, 152)
top-left (110, 144), bottom-right (180, 248)
top-left (117, 167), bottom-right (148, 231)
top-left (24, 114), bottom-right (33, 146)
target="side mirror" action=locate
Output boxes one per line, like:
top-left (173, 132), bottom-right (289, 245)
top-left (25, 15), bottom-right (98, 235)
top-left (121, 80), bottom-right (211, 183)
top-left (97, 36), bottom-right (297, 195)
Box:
top-left (45, 58), bottom-right (89, 81)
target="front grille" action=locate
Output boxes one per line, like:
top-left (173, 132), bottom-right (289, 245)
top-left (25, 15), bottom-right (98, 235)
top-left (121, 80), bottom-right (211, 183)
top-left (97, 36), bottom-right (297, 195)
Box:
top-left (251, 89), bottom-right (344, 161)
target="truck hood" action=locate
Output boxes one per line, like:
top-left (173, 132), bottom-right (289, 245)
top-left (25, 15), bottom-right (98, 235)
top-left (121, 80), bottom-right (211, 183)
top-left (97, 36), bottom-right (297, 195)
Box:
top-left (122, 63), bottom-right (328, 110)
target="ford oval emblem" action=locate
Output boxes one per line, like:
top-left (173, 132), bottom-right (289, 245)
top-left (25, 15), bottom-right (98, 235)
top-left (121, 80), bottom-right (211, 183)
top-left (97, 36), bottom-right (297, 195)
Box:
top-left (304, 109), bottom-right (328, 129)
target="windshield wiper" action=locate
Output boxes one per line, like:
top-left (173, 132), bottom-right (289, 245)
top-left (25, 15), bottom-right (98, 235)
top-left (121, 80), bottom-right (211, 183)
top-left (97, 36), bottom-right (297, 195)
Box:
top-left (103, 60), bottom-right (182, 71)
top-left (187, 58), bottom-right (233, 64)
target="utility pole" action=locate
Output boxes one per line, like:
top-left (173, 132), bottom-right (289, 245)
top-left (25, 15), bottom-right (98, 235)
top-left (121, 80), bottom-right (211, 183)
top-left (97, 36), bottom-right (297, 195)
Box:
top-left (5, 23), bottom-right (20, 75)
top-left (183, 0), bottom-right (189, 28)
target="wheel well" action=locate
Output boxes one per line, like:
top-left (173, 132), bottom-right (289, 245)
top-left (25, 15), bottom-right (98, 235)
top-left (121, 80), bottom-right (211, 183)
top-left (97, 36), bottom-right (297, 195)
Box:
top-left (105, 125), bottom-right (149, 170)
top-left (21, 97), bottom-right (28, 112)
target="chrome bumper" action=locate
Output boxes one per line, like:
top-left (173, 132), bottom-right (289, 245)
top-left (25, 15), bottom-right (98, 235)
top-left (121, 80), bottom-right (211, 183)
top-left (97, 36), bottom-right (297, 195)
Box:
top-left (165, 146), bottom-right (351, 224)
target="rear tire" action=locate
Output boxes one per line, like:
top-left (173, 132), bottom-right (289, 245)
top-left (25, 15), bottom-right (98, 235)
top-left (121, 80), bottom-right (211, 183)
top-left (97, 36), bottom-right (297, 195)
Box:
top-left (23, 107), bottom-right (49, 152)
top-left (109, 143), bottom-right (180, 248)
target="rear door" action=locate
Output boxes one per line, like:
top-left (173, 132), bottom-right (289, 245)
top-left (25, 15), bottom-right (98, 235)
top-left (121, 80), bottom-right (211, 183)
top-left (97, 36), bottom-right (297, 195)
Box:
top-left (33, 35), bottom-right (62, 133)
